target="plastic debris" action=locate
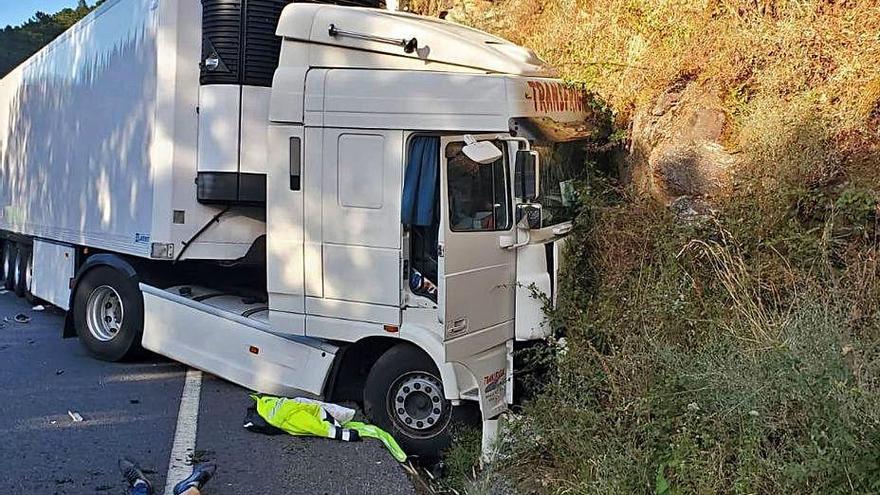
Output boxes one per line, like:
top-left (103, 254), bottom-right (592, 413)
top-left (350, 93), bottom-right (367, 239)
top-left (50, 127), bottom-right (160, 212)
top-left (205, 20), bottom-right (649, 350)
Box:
top-left (55, 369), bottom-right (64, 375)
top-left (14, 313), bottom-right (30, 323)
top-left (68, 410), bottom-right (84, 422)
top-left (32, 305), bottom-right (45, 311)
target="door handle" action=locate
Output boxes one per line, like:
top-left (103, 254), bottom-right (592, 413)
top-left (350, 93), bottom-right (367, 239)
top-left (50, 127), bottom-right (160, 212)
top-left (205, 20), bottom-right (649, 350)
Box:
top-left (289, 137), bottom-right (302, 191)
top-left (448, 317), bottom-right (468, 335)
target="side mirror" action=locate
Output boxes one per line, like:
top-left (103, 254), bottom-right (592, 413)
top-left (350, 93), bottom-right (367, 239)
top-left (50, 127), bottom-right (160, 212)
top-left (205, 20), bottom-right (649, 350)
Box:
top-left (517, 203), bottom-right (543, 230)
top-left (461, 135), bottom-right (503, 164)
top-left (514, 149), bottom-right (540, 200)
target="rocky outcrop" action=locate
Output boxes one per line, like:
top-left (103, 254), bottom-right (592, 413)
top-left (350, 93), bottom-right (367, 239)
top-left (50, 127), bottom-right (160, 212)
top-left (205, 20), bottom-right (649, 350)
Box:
top-left (626, 82), bottom-right (738, 205)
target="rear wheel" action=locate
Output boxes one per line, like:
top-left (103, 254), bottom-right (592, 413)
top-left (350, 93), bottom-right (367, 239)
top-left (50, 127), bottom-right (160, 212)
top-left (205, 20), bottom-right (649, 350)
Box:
top-left (13, 245), bottom-right (28, 297)
top-left (74, 266), bottom-right (144, 361)
top-left (24, 251), bottom-right (37, 304)
top-left (364, 344), bottom-right (453, 461)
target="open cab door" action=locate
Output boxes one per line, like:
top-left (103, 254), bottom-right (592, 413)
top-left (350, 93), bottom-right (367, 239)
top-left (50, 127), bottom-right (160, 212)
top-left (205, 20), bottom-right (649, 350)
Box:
top-left (438, 136), bottom-right (516, 418)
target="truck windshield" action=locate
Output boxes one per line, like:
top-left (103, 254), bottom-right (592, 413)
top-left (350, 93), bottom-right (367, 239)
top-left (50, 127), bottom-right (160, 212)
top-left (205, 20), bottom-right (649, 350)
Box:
top-left (533, 140), bottom-right (589, 226)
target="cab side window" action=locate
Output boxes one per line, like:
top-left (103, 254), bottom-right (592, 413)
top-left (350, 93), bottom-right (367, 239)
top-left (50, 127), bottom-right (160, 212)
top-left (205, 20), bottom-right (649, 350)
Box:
top-left (446, 141), bottom-right (511, 232)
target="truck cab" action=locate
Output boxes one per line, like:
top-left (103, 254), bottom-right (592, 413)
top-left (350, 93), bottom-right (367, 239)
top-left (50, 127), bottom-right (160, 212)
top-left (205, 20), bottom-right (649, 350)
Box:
top-left (233, 4), bottom-right (600, 456)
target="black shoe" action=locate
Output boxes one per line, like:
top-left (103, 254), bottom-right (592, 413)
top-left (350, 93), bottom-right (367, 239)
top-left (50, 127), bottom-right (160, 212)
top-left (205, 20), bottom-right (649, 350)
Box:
top-left (173, 463), bottom-right (217, 495)
top-left (118, 458), bottom-right (153, 494)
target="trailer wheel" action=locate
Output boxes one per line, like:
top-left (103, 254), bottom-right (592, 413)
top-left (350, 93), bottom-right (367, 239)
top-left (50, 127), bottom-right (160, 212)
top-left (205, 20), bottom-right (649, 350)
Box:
top-left (13, 245), bottom-right (28, 297)
top-left (1, 242), bottom-right (14, 290)
top-left (24, 250), bottom-right (38, 304)
top-left (364, 343), bottom-right (452, 460)
top-left (74, 266), bottom-right (144, 361)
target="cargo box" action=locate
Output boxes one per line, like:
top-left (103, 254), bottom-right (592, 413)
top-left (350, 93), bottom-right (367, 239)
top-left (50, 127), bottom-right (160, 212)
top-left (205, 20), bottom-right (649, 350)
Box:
top-left (0, 0), bottom-right (265, 260)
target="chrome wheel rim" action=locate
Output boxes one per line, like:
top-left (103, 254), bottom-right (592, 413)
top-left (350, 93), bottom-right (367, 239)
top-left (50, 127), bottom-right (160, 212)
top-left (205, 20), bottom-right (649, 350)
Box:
top-left (86, 285), bottom-right (124, 342)
top-left (13, 251), bottom-right (22, 287)
top-left (24, 255), bottom-right (32, 292)
top-left (4, 249), bottom-right (12, 281)
top-left (388, 372), bottom-right (449, 436)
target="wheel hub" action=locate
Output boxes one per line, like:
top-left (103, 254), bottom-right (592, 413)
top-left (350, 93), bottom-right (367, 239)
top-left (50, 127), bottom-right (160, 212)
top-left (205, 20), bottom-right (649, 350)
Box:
top-left (391, 373), bottom-right (446, 432)
top-left (86, 285), bottom-right (124, 342)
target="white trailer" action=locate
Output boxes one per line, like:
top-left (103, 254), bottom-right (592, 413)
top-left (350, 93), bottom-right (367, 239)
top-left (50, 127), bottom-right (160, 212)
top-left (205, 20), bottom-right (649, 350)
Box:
top-left (0, 0), bottom-right (601, 458)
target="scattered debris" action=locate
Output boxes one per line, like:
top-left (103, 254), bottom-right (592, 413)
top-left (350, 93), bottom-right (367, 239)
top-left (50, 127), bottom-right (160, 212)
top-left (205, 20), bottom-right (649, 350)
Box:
top-left (32, 305), bottom-right (45, 311)
top-left (14, 313), bottom-right (30, 324)
top-left (68, 410), bottom-right (84, 422)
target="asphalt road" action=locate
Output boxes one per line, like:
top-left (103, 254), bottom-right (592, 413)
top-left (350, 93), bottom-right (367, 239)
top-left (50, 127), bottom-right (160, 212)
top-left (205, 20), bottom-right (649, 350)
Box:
top-left (0, 291), bottom-right (415, 495)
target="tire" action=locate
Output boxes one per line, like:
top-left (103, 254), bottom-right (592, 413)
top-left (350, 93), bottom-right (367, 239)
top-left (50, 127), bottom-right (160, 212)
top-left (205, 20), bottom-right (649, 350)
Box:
top-left (73, 266), bottom-right (144, 362)
top-left (363, 343), bottom-right (453, 461)
top-left (13, 245), bottom-right (27, 297)
top-left (24, 249), bottom-right (38, 304)
top-left (3, 242), bottom-right (16, 291)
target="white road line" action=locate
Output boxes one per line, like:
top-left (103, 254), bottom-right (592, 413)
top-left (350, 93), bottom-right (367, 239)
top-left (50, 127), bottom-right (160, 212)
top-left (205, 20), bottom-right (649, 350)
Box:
top-left (164, 368), bottom-right (202, 495)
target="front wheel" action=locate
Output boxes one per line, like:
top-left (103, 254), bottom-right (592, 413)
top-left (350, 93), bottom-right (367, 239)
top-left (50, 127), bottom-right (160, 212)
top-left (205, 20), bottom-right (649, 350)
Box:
top-left (363, 344), bottom-right (453, 461)
top-left (74, 266), bottom-right (145, 361)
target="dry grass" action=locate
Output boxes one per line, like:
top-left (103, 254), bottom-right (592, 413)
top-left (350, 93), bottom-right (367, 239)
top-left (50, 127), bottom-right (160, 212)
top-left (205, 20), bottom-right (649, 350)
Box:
top-left (683, 237), bottom-right (789, 344)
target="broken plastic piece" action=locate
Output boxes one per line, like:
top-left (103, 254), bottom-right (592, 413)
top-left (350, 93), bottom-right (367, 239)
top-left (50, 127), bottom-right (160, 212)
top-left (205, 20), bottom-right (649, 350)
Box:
top-left (32, 305), bottom-right (45, 311)
top-left (14, 314), bottom-right (30, 323)
top-left (68, 410), bottom-right (84, 422)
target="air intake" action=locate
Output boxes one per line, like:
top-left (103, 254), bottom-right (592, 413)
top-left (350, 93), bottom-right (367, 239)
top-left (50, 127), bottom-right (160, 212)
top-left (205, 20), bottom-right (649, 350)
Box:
top-left (201, 0), bottom-right (246, 86)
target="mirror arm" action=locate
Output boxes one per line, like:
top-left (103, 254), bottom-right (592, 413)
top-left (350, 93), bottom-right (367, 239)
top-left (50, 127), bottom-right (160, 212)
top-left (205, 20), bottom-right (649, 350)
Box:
top-left (500, 228), bottom-right (531, 250)
top-left (534, 150), bottom-right (540, 200)
top-left (495, 135), bottom-right (531, 151)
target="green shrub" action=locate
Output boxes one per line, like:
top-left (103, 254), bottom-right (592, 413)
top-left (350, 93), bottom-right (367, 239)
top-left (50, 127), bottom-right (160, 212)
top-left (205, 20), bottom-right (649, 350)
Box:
top-left (492, 165), bottom-right (880, 494)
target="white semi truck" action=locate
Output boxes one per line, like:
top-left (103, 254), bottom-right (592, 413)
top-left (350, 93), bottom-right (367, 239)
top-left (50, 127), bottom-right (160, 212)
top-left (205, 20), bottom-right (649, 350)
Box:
top-left (0, 0), bottom-right (599, 457)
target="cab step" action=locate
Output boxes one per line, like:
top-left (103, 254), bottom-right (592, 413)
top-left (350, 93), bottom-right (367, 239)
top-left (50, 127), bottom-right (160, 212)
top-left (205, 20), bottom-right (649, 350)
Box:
top-left (140, 284), bottom-right (337, 397)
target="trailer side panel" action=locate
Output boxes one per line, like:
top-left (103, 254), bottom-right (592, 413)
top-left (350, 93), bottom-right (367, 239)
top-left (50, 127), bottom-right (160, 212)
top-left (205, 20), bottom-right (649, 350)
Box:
top-left (0, 0), bottom-right (162, 256)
